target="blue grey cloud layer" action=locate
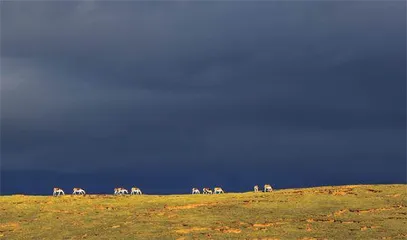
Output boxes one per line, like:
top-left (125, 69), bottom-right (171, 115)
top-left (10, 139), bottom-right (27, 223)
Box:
top-left (1, 1), bottom-right (405, 193)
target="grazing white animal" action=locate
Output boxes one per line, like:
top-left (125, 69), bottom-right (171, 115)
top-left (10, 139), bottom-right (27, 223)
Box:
top-left (192, 188), bottom-right (200, 194)
top-left (53, 187), bottom-right (65, 196)
top-left (119, 188), bottom-right (128, 195)
top-left (72, 188), bottom-right (86, 195)
top-left (203, 188), bottom-right (213, 194)
top-left (254, 185), bottom-right (259, 192)
top-left (214, 187), bottom-right (224, 194)
top-left (114, 187), bottom-right (128, 195)
top-left (131, 187), bottom-right (142, 195)
top-left (264, 184), bottom-right (273, 192)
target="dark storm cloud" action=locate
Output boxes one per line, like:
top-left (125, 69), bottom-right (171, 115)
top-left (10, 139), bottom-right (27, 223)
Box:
top-left (1, 0), bottom-right (405, 190)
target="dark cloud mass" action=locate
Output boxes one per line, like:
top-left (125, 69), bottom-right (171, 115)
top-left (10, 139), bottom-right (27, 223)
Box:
top-left (1, 1), bottom-right (406, 194)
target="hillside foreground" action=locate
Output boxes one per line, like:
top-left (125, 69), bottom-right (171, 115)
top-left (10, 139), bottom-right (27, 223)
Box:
top-left (1, 184), bottom-right (406, 239)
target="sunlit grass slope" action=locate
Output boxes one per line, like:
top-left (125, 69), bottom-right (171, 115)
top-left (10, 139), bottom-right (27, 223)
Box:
top-left (1, 184), bottom-right (406, 239)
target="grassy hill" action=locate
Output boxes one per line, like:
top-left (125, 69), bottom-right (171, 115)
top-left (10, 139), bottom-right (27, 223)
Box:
top-left (1, 184), bottom-right (406, 239)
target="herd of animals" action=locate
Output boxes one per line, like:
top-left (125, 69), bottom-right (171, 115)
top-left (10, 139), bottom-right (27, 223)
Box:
top-left (52, 184), bottom-right (273, 196)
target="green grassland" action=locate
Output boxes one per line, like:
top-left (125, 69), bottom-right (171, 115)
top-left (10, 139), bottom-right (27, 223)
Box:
top-left (1, 184), bottom-right (406, 240)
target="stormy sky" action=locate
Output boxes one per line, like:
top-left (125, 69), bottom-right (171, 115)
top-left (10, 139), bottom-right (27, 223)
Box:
top-left (1, 1), bottom-right (406, 194)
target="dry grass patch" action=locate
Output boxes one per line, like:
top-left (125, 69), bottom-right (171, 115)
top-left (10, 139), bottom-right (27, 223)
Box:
top-left (166, 203), bottom-right (217, 210)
